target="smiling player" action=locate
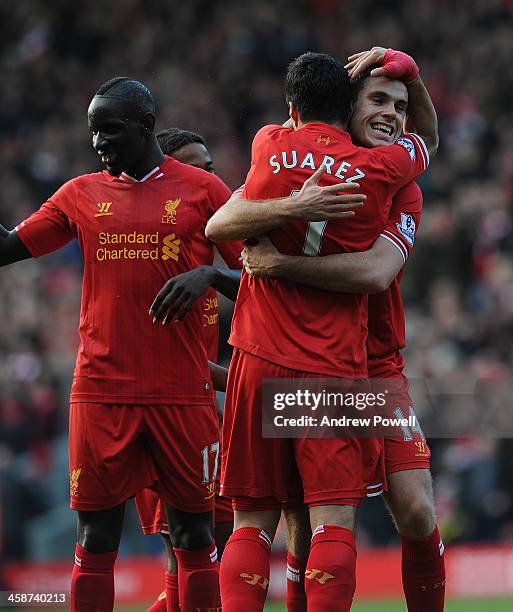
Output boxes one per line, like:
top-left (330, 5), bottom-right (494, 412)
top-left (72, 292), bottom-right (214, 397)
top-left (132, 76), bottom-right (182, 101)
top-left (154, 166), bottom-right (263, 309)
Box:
top-left (206, 50), bottom-right (436, 611)
top-left (0, 78), bottom-right (240, 612)
top-left (231, 48), bottom-right (444, 612)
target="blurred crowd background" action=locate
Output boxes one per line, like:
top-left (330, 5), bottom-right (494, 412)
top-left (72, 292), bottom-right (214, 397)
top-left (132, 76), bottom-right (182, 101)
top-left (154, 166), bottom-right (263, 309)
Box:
top-left (1, 0), bottom-right (513, 562)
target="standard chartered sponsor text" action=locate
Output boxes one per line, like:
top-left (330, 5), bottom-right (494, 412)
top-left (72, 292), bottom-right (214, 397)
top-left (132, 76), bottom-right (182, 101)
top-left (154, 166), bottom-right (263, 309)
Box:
top-left (96, 231), bottom-right (176, 261)
top-left (99, 231), bottom-right (159, 245)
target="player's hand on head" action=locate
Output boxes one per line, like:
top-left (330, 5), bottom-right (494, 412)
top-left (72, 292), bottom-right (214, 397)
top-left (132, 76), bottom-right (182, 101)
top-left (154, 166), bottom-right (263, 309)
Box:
top-left (241, 236), bottom-right (281, 278)
top-left (380, 49), bottom-right (419, 82)
top-left (345, 46), bottom-right (388, 80)
top-left (293, 165), bottom-right (366, 222)
top-left (345, 47), bottom-right (419, 83)
top-left (149, 266), bottom-right (216, 325)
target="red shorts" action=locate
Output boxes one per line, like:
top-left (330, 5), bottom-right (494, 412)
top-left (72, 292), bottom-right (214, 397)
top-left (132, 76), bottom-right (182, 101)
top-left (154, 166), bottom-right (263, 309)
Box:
top-left (135, 487), bottom-right (234, 535)
top-left (215, 416), bottom-right (234, 524)
top-left (221, 349), bottom-right (384, 508)
top-left (383, 376), bottom-right (431, 474)
top-left (367, 354), bottom-right (431, 476)
top-left (69, 403), bottom-right (219, 513)
top-left (135, 413), bottom-right (234, 534)
top-left (215, 491), bottom-right (234, 524)
top-left (135, 489), bottom-right (168, 535)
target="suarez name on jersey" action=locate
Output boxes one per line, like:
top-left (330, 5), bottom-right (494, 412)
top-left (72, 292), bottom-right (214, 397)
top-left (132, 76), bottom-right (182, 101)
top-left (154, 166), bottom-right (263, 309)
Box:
top-left (230, 123), bottom-right (429, 378)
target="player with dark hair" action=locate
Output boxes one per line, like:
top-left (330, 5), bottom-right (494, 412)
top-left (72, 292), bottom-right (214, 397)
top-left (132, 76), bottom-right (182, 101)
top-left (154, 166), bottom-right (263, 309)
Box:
top-left (206, 51), bottom-right (437, 611)
top-left (284, 52), bottom-right (353, 125)
top-left (240, 48), bottom-right (445, 612)
top-left (138, 122), bottom-right (364, 611)
top-left (0, 77), bottom-right (244, 612)
top-left (0, 77), bottom-right (358, 612)
top-left (156, 128), bottom-right (214, 174)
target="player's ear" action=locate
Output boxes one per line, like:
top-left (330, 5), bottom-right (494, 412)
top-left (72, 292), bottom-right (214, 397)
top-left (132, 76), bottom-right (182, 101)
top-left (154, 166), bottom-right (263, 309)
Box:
top-left (346, 100), bottom-right (355, 127)
top-left (289, 102), bottom-right (299, 129)
top-left (141, 112), bottom-right (156, 137)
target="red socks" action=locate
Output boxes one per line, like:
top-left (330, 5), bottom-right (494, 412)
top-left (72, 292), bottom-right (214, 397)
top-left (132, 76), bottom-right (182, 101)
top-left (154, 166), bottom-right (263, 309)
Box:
top-left (70, 543), bottom-right (117, 612)
top-left (305, 525), bottom-right (356, 612)
top-left (147, 573), bottom-right (179, 612)
top-left (147, 589), bottom-right (167, 612)
top-left (401, 525), bottom-right (446, 612)
top-left (163, 571), bottom-right (180, 612)
top-left (173, 542), bottom-right (221, 612)
top-left (219, 527), bottom-right (272, 612)
top-left (286, 553), bottom-right (307, 612)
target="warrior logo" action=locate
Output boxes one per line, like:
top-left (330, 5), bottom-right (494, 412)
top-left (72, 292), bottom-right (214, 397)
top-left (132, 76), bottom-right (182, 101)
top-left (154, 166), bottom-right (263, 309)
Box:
top-left (305, 569), bottom-right (335, 584)
top-left (239, 574), bottom-right (269, 590)
top-left (95, 202), bottom-right (113, 217)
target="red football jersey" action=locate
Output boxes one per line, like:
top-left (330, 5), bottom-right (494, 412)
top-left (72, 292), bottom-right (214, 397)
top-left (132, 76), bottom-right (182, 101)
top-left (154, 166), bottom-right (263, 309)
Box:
top-left (230, 123), bottom-right (429, 377)
top-left (17, 156), bottom-right (240, 404)
top-left (367, 182), bottom-right (422, 377)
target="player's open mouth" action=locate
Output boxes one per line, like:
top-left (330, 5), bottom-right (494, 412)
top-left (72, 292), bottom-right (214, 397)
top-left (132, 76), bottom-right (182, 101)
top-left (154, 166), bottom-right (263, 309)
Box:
top-left (100, 152), bottom-right (117, 165)
top-left (370, 123), bottom-right (394, 137)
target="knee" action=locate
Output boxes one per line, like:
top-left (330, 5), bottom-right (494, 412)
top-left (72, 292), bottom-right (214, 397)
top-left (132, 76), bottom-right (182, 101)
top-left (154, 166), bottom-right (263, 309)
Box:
top-left (309, 505), bottom-right (357, 534)
top-left (395, 496), bottom-right (436, 539)
top-left (78, 522), bottom-right (120, 553)
top-left (77, 505), bottom-right (124, 553)
top-left (169, 520), bottom-right (214, 550)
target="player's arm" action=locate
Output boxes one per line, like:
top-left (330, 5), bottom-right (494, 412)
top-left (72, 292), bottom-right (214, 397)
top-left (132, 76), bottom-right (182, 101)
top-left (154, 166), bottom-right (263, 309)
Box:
top-left (243, 183), bottom-right (422, 292)
top-left (404, 76), bottom-right (438, 157)
top-left (346, 47), bottom-right (438, 157)
top-left (242, 235), bottom-right (403, 294)
top-left (213, 240), bottom-right (245, 301)
top-left (0, 224), bottom-right (32, 266)
top-left (210, 268), bottom-right (241, 302)
top-left (209, 360), bottom-right (228, 392)
top-left (2, 182), bottom-right (79, 265)
top-left (205, 166), bottom-right (366, 242)
top-left (149, 266), bottom-right (241, 325)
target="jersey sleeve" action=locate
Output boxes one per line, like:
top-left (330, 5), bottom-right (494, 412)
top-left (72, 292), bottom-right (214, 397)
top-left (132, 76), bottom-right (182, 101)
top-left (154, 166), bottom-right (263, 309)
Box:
top-left (205, 177), bottom-right (243, 268)
top-left (371, 132), bottom-right (430, 190)
top-left (16, 180), bottom-right (77, 257)
top-left (379, 181), bottom-right (423, 264)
